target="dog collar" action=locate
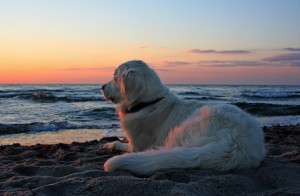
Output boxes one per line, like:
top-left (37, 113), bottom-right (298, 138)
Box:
top-left (126, 97), bottom-right (164, 113)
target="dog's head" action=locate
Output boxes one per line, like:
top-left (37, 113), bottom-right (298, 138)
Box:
top-left (102, 60), bottom-right (168, 111)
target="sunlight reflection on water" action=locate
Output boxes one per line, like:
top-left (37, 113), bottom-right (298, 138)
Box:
top-left (0, 129), bottom-right (124, 146)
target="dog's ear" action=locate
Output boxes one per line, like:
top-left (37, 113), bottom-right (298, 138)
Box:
top-left (120, 69), bottom-right (144, 110)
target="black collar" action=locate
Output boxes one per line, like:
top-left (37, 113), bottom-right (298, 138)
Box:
top-left (126, 97), bottom-right (164, 113)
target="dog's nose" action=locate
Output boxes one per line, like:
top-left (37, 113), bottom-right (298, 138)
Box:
top-left (102, 84), bottom-right (106, 91)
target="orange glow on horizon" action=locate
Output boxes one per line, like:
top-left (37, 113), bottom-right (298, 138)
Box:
top-left (1, 60), bottom-right (300, 85)
top-left (0, 68), bottom-right (115, 84)
top-left (1, 38), bottom-right (300, 85)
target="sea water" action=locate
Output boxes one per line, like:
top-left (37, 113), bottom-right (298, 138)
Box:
top-left (1, 84), bottom-right (300, 145)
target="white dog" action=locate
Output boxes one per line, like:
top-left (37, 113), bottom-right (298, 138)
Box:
top-left (102, 60), bottom-right (265, 176)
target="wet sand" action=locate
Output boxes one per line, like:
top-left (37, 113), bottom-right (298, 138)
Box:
top-left (1, 125), bottom-right (300, 195)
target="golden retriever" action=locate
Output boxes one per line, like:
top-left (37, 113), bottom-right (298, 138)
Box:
top-left (102, 60), bottom-right (265, 176)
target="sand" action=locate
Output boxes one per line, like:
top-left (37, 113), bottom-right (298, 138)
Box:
top-left (1, 125), bottom-right (300, 195)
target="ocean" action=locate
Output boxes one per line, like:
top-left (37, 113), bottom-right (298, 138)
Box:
top-left (1, 84), bottom-right (300, 145)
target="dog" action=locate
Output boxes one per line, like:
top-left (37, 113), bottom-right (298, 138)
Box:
top-left (102, 60), bottom-right (266, 176)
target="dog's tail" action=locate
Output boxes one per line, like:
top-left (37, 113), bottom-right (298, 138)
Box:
top-left (104, 140), bottom-right (265, 176)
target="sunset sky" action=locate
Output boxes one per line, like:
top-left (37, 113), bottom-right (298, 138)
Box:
top-left (1, 0), bottom-right (300, 85)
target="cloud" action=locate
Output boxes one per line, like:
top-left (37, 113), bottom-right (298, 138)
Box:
top-left (163, 61), bottom-right (192, 67)
top-left (188, 49), bottom-right (251, 54)
top-left (160, 60), bottom-right (265, 68)
top-left (160, 59), bottom-right (300, 69)
top-left (259, 53), bottom-right (300, 67)
top-left (158, 51), bottom-right (300, 69)
top-left (196, 60), bottom-right (262, 67)
top-left (262, 53), bottom-right (300, 61)
top-left (286, 61), bottom-right (300, 67)
top-left (283, 48), bottom-right (300, 52)
top-left (199, 58), bottom-right (300, 67)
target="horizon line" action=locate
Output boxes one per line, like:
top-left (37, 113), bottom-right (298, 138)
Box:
top-left (0, 83), bottom-right (299, 86)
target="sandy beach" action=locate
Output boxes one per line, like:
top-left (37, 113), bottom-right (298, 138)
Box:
top-left (1, 125), bottom-right (300, 195)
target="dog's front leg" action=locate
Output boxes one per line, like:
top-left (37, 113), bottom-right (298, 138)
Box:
top-left (103, 141), bottom-right (130, 152)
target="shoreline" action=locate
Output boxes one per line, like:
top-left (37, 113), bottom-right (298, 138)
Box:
top-left (1, 119), bottom-right (300, 146)
top-left (0, 128), bottom-right (124, 146)
top-left (1, 125), bottom-right (300, 195)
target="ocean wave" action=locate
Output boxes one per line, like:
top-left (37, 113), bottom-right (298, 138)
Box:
top-left (0, 121), bottom-right (71, 135)
top-left (0, 86), bottom-right (104, 102)
top-left (234, 102), bottom-right (300, 116)
top-left (177, 91), bottom-right (202, 96)
top-left (15, 92), bottom-right (105, 102)
top-left (0, 119), bottom-right (119, 136)
top-left (183, 96), bottom-right (221, 101)
top-left (177, 91), bottom-right (225, 101)
top-left (242, 91), bottom-right (300, 99)
top-left (83, 108), bottom-right (117, 120)
top-left (62, 107), bottom-right (118, 122)
top-left (0, 93), bottom-right (22, 98)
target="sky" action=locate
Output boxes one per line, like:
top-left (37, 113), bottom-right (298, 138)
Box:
top-left (1, 0), bottom-right (300, 85)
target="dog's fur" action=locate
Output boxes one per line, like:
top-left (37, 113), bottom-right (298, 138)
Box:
top-left (102, 60), bottom-right (266, 176)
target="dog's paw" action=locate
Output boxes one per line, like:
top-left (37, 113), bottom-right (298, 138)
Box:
top-left (103, 155), bottom-right (122, 172)
top-left (103, 158), bottom-right (113, 172)
top-left (102, 142), bottom-right (116, 151)
top-left (102, 141), bottom-right (130, 152)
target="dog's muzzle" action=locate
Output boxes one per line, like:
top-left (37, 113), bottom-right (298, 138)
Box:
top-left (101, 84), bottom-right (109, 100)
top-left (102, 84), bottom-right (118, 103)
